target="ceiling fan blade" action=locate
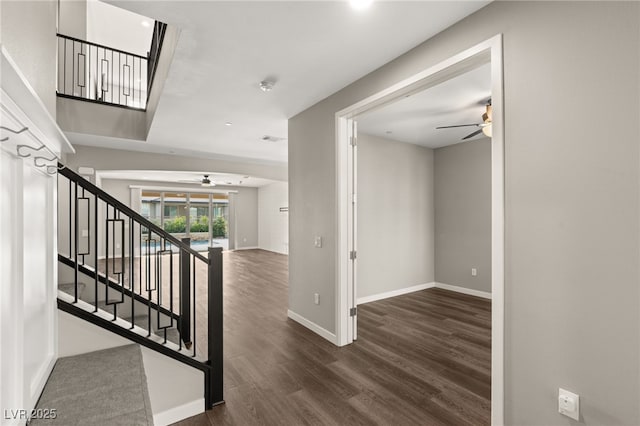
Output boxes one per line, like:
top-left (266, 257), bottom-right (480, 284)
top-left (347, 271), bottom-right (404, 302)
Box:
top-left (436, 123), bottom-right (481, 129)
top-left (462, 129), bottom-right (484, 140)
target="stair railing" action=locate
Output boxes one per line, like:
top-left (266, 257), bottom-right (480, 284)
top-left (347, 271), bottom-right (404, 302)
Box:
top-left (57, 164), bottom-right (223, 407)
top-left (57, 21), bottom-right (167, 110)
top-left (57, 34), bottom-right (148, 110)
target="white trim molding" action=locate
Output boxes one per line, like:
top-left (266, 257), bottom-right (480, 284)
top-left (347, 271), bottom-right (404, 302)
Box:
top-left (434, 282), bottom-right (492, 300)
top-left (287, 310), bottom-right (337, 345)
top-left (232, 246), bottom-right (259, 251)
top-left (153, 398), bottom-right (204, 426)
top-left (357, 282), bottom-right (435, 305)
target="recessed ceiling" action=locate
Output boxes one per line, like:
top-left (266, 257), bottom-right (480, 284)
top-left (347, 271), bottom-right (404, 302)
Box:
top-left (86, 1), bottom-right (492, 163)
top-left (357, 63), bottom-right (491, 149)
top-left (98, 170), bottom-right (277, 188)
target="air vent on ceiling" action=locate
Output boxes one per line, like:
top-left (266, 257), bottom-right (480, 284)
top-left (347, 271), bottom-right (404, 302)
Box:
top-left (261, 135), bottom-right (286, 142)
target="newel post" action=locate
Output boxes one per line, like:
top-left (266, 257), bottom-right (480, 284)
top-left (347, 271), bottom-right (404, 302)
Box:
top-left (207, 246), bottom-right (224, 406)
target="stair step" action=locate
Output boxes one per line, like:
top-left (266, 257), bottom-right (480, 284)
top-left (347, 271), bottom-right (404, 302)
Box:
top-left (58, 282), bottom-right (87, 299)
top-left (31, 344), bottom-right (153, 425)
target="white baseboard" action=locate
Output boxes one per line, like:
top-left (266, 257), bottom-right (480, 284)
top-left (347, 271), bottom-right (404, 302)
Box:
top-left (434, 282), bottom-right (492, 299)
top-left (28, 354), bottom-right (57, 411)
top-left (287, 310), bottom-right (337, 345)
top-left (232, 246), bottom-right (259, 251)
top-left (153, 398), bottom-right (204, 426)
top-left (357, 282), bottom-right (435, 305)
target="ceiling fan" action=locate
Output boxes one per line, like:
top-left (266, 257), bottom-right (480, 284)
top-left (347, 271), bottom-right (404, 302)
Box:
top-left (436, 100), bottom-right (492, 140)
top-left (177, 174), bottom-right (217, 187)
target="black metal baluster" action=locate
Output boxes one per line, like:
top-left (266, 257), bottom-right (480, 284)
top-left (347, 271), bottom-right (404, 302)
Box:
top-left (157, 238), bottom-right (163, 342)
top-left (147, 233), bottom-right (152, 336)
top-left (139, 225), bottom-right (143, 296)
top-left (88, 44), bottom-right (92, 99)
top-left (130, 216), bottom-right (135, 329)
top-left (71, 39), bottom-right (75, 96)
top-left (169, 242), bottom-right (173, 344)
top-left (74, 181), bottom-right (78, 302)
top-left (68, 178), bottom-right (71, 259)
top-left (63, 39), bottom-right (66, 94)
top-left (105, 203), bottom-right (110, 313)
top-left (111, 49), bottom-right (114, 104)
top-left (94, 193), bottom-right (99, 312)
top-left (192, 256), bottom-right (196, 357)
top-left (180, 238), bottom-right (191, 347)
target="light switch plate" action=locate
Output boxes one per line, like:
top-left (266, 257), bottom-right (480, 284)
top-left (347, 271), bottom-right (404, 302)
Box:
top-left (558, 388), bottom-right (579, 421)
top-left (314, 236), bottom-right (322, 248)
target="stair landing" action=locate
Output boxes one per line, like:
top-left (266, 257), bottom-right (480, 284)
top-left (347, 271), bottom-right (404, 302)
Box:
top-left (31, 344), bottom-right (154, 425)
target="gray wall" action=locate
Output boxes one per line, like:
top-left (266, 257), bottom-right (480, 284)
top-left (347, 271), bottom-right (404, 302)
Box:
top-left (58, 0), bottom-right (87, 40)
top-left (289, 2), bottom-right (639, 425)
top-left (357, 133), bottom-right (434, 299)
top-left (1, 0), bottom-right (58, 117)
top-left (57, 98), bottom-right (148, 141)
top-left (230, 187), bottom-right (259, 249)
top-left (434, 139), bottom-right (491, 293)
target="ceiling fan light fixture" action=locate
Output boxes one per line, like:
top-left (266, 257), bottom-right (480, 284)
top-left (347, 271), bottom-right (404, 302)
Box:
top-left (482, 104), bottom-right (493, 138)
top-left (201, 175), bottom-right (215, 186)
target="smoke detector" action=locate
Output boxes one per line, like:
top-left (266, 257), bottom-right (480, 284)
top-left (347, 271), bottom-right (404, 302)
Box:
top-left (259, 81), bottom-right (274, 92)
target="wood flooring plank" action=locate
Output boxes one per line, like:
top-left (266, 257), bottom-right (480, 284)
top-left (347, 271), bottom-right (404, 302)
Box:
top-left (173, 250), bottom-right (491, 426)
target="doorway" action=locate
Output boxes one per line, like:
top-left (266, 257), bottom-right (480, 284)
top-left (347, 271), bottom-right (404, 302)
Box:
top-left (335, 35), bottom-right (504, 423)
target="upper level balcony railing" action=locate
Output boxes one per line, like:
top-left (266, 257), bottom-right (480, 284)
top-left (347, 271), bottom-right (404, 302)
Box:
top-left (57, 22), bottom-right (167, 111)
top-left (57, 34), bottom-right (148, 110)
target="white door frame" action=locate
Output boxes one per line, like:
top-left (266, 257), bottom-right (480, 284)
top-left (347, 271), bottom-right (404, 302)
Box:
top-left (334, 34), bottom-right (505, 425)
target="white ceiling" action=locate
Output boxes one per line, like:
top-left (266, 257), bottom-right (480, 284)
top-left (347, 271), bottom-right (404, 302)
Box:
top-left (357, 62), bottom-right (491, 148)
top-left (88, 0), bottom-right (491, 164)
top-left (99, 170), bottom-right (276, 187)
top-left (87, 0), bottom-right (154, 57)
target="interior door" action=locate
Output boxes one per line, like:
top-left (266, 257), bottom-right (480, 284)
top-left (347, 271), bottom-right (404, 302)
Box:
top-left (348, 119), bottom-right (358, 341)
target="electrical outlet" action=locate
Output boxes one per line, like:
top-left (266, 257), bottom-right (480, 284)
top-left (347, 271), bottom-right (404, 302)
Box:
top-left (471, 268), bottom-right (477, 276)
top-left (558, 388), bottom-right (579, 421)
top-left (314, 236), bottom-right (322, 248)
top-left (314, 293), bottom-right (320, 305)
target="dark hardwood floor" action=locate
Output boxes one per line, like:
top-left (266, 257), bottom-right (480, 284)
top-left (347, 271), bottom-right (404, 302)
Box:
top-left (173, 249), bottom-right (491, 426)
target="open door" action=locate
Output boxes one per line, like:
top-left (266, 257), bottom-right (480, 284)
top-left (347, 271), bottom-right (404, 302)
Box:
top-left (347, 119), bottom-right (358, 341)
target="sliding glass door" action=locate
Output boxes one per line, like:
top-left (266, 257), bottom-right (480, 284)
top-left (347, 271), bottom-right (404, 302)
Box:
top-left (139, 190), bottom-right (229, 252)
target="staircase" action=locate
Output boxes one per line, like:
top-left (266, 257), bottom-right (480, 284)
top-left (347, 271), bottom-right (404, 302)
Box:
top-left (54, 164), bottom-right (223, 416)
